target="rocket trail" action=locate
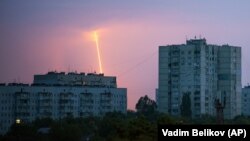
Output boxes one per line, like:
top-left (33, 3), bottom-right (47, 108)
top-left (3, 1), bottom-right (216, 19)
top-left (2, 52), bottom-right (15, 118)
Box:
top-left (94, 31), bottom-right (103, 73)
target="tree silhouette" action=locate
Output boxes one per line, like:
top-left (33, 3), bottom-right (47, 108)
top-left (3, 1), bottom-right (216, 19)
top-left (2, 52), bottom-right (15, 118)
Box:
top-left (136, 95), bottom-right (157, 114)
top-left (180, 92), bottom-right (192, 118)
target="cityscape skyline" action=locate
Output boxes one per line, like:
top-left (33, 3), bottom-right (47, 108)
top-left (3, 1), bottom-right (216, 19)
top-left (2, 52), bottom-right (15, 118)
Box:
top-left (1, 0), bottom-right (250, 110)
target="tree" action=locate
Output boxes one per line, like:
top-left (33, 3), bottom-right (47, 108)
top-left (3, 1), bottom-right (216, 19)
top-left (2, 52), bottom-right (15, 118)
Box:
top-left (3, 123), bottom-right (36, 141)
top-left (135, 95), bottom-right (157, 114)
top-left (232, 115), bottom-right (250, 124)
top-left (128, 116), bottom-right (156, 141)
top-left (50, 122), bottom-right (82, 141)
top-left (97, 112), bottom-right (128, 140)
top-left (180, 92), bottom-right (192, 118)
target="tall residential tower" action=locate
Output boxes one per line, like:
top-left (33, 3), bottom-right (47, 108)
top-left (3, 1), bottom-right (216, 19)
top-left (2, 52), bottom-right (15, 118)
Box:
top-left (157, 38), bottom-right (241, 119)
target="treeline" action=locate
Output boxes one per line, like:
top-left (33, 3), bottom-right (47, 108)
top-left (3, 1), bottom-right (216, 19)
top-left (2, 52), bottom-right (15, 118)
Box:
top-left (1, 112), bottom-right (250, 141)
top-left (0, 111), bottom-right (165, 141)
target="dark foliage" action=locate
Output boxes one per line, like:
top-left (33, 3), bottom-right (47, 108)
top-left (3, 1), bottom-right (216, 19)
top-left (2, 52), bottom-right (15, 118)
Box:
top-left (180, 92), bottom-right (192, 118)
top-left (136, 95), bottom-right (157, 114)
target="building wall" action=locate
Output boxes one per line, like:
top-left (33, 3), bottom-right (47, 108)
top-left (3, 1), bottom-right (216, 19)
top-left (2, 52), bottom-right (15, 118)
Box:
top-left (158, 39), bottom-right (241, 119)
top-left (242, 86), bottom-right (250, 116)
top-left (217, 46), bottom-right (241, 119)
top-left (0, 85), bottom-right (126, 135)
top-left (158, 46), bottom-right (169, 113)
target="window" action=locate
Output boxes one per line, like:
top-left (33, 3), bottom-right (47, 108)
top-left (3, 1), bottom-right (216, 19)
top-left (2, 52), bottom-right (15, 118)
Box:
top-left (194, 97), bottom-right (200, 100)
top-left (194, 91), bottom-right (200, 95)
top-left (172, 62), bottom-right (179, 66)
top-left (194, 103), bottom-right (200, 107)
top-left (218, 74), bottom-right (230, 80)
top-left (194, 50), bottom-right (200, 54)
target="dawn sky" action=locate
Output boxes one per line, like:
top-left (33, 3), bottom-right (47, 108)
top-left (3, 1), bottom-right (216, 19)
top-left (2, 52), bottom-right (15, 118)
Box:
top-left (1, 0), bottom-right (250, 110)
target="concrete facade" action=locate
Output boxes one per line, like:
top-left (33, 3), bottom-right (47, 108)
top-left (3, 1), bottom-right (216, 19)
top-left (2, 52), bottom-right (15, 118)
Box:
top-left (157, 38), bottom-right (241, 119)
top-left (242, 86), bottom-right (250, 116)
top-left (0, 72), bottom-right (127, 135)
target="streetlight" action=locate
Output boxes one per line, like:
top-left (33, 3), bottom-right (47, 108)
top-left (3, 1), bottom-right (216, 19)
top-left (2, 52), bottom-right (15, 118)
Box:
top-left (16, 119), bottom-right (21, 124)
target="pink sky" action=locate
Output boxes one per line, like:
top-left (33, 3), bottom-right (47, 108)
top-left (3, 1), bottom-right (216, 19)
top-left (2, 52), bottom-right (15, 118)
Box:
top-left (1, 0), bottom-right (250, 110)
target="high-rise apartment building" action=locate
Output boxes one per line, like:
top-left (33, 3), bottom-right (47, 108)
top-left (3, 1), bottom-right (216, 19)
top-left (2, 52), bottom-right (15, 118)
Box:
top-left (242, 86), bottom-right (250, 116)
top-left (0, 72), bottom-right (127, 135)
top-left (157, 38), bottom-right (241, 119)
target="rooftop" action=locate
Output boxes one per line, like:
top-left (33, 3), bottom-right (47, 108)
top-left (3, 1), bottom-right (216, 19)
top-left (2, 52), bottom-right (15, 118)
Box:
top-left (186, 38), bottom-right (207, 46)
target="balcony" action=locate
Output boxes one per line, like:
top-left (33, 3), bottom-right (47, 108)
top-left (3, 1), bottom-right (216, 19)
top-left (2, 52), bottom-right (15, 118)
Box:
top-left (40, 110), bottom-right (52, 117)
top-left (60, 92), bottom-right (74, 99)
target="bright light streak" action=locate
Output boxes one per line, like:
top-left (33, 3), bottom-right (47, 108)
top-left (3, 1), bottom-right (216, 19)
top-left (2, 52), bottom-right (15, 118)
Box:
top-left (93, 31), bottom-right (103, 73)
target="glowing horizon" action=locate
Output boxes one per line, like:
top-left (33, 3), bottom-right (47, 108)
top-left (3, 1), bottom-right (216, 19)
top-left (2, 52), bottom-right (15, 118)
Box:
top-left (93, 31), bottom-right (103, 73)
